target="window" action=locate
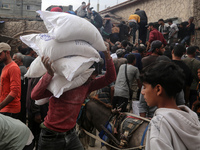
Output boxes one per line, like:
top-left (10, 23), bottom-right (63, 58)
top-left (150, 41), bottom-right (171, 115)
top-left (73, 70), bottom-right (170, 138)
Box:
top-left (26, 5), bottom-right (36, 11)
top-left (27, 5), bottom-right (30, 10)
top-left (2, 4), bottom-right (10, 9)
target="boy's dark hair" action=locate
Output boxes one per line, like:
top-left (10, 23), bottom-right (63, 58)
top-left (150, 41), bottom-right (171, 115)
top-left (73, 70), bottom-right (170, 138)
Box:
top-left (104, 15), bottom-right (110, 18)
top-left (135, 8), bottom-right (140, 11)
top-left (137, 47), bottom-right (144, 53)
top-left (173, 44), bottom-right (186, 57)
top-left (163, 50), bottom-right (172, 59)
top-left (59, 6), bottom-right (63, 10)
top-left (158, 19), bottom-right (164, 22)
top-left (168, 19), bottom-right (173, 23)
top-left (187, 46), bottom-right (196, 55)
top-left (126, 46), bottom-right (132, 53)
top-left (194, 46), bottom-right (199, 50)
top-left (82, 2), bottom-right (86, 4)
top-left (140, 62), bottom-right (185, 98)
top-left (121, 40), bottom-right (128, 48)
top-left (127, 54), bottom-right (136, 64)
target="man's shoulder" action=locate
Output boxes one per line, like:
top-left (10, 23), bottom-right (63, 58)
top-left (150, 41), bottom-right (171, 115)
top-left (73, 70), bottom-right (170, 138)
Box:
top-left (142, 55), bottom-right (155, 61)
top-left (118, 58), bottom-right (127, 62)
top-left (127, 64), bottom-right (139, 72)
top-left (193, 58), bottom-right (200, 66)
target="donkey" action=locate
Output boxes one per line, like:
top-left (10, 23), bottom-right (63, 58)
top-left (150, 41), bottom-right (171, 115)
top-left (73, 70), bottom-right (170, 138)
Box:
top-left (78, 98), bottom-right (149, 149)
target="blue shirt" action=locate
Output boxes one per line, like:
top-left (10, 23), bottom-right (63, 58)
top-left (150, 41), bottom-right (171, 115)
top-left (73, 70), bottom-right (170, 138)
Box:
top-left (124, 53), bottom-right (142, 71)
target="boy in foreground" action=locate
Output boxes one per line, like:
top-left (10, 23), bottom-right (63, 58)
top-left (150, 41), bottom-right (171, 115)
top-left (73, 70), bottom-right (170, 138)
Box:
top-left (140, 61), bottom-right (200, 150)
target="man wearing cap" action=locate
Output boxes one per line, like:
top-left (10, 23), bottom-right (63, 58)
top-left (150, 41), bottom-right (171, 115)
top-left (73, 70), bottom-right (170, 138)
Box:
top-left (142, 40), bottom-right (164, 68)
top-left (0, 42), bottom-right (21, 119)
top-left (113, 49), bottom-right (127, 75)
top-left (146, 23), bottom-right (167, 51)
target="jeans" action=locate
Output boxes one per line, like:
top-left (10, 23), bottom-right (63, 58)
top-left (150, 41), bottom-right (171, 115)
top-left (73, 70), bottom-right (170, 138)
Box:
top-left (129, 22), bottom-right (138, 44)
top-left (138, 20), bottom-right (147, 44)
top-left (38, 127), bottom-right (84, 150)
top-left (181, 35), bottom-right (190, 45)
top-left (189, 90), bottom-right (198, 108)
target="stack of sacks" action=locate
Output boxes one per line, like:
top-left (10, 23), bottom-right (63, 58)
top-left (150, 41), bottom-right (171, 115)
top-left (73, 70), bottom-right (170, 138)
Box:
top-left (20, 11), bottom-right (106, 103)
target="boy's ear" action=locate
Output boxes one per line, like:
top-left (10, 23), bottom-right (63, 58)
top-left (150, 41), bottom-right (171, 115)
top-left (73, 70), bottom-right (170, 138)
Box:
top-left (155, 84), bottom-right (162, 96)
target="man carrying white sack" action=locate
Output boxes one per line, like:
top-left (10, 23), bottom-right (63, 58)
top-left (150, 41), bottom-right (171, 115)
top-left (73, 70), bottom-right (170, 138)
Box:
top-left (31, 43), bottom-right (116, 150)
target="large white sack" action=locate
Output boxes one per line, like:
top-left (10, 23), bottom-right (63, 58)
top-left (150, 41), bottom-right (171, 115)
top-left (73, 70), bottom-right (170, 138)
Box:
top-left (25, 56), bottom-right (46, 78)
top-left (47, 68), bottom-right (95, 98)
top-left (36, 10), bottom-right (106, 51)
top-left (52, 56), bottom-right (99, 81)
top-left (25, 56), bottom-right (99, 81)
top-left (20, 34), bottom-right (100, 61)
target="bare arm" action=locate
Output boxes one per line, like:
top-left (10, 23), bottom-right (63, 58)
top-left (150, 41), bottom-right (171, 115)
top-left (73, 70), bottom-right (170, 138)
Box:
top-left (31, 56), bottom-right (54, 100)
top-left (137, 79), bottom-right (142, 89)
top-left (82, 3), bottom-right (90, 9)
top-left (0, 95), bottom-right (14, 110)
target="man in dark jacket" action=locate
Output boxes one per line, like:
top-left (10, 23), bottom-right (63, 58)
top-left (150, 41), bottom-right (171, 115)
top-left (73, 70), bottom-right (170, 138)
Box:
top-left (118, 21), bottom-right (129, 41)
top-left (135, 8), bottom-right (148, 44)
top-left (90, 11), bottom-right (103, 30)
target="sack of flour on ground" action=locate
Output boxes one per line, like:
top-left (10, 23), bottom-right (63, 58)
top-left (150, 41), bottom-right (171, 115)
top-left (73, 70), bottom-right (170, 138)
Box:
top-left (36, 10), bottom-right (106, 51)
top-left (25, 56), bottom-right (99, 81)
top-left (47, 68), bottom-right (95, 98)
top-left (20, 34), bottom-right (100, 61)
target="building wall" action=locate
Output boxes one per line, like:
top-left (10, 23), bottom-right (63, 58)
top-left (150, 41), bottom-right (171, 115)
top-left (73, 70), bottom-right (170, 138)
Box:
top-left (112, 0), bottom-right (194, 23)
top-left (0, 18), bottom-right (47, 52)
top-left (0, 0), bottom-right (41, 18)
top-left (102, 0), bottom-right (200, 46)
top-left (193, 0), bottom-right (200, 46)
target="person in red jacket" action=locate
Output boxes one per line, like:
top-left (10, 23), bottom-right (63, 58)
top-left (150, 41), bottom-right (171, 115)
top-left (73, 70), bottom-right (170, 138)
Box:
top-left (31, 43), bottom-right (116, 150)
top-left (146, 23), bottom-right (167, 51)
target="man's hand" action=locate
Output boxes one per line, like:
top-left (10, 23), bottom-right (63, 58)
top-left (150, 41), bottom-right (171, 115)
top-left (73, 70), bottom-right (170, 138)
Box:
top-left (103, 42), bottom-right (111, 60)
top-left (41, 56), bottom-right (54, 76)
top-left (34, 114), bottom-right (42, 124)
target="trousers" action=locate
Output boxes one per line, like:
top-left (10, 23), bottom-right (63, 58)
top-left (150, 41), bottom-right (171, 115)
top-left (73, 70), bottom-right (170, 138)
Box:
top-left (38, 126), bottom-right (84, 150)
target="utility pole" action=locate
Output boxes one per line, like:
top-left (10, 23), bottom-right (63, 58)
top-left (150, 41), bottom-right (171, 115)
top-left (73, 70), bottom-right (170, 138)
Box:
top-left (21, 0), bottom-right (23, 18)
top-left (97, 0), bottom-right (99, 12)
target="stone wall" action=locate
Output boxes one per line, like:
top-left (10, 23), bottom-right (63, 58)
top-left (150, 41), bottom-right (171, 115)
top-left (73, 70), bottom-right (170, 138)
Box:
top-left (0, 19), bottom-right (47, 52)
top-left (193, 0), bottom-right (200, 46)
top-left (112, 0), bottom-right (194, 23)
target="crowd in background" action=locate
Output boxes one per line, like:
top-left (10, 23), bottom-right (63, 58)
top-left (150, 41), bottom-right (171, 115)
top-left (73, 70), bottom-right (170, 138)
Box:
top-left (0, 1), bottom-right (199, 150)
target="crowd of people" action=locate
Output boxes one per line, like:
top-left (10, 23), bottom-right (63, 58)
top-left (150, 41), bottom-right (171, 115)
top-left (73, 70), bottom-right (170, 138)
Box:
top-left (0, 1), bottom-right (199, 150)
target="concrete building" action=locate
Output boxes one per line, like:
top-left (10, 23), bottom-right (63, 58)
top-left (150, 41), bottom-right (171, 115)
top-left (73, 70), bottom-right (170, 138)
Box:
top-left (0, 0), bottom-right (41, 19)
top-left (99, 0), bottom-right (200, 46)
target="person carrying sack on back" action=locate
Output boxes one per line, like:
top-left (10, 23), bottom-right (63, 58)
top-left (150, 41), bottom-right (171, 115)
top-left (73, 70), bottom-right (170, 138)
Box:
top-left (31, 43), bottom-right (116, 150)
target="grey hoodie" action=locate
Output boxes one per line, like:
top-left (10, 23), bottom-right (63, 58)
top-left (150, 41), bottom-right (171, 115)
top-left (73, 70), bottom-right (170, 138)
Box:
top-left (145, 105), bottom-right (200, 150)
